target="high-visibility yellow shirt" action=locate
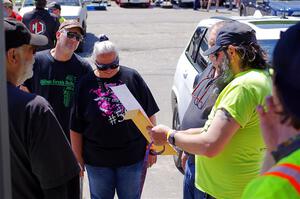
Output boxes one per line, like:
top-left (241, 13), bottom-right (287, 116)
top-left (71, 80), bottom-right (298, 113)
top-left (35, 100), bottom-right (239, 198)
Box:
top-left (195, 69), bottom-right (272, 199)
top-left (242, 149), bottom-right (300, 199)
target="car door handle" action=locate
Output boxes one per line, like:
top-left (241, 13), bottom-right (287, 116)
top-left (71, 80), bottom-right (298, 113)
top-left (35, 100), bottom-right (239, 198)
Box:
top-left (183, 72), bottom-right (188, 79)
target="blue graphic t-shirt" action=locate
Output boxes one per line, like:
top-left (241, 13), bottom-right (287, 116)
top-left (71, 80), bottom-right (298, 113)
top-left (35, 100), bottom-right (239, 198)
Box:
top-left (71, 66), bottom-right (159, 167)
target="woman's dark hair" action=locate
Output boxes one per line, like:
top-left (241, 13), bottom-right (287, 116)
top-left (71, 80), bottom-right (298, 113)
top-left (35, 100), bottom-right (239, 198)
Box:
top-left (273, 72), bottom-right (300, 129)
top-left (235, 42), bottom-right (269, 70)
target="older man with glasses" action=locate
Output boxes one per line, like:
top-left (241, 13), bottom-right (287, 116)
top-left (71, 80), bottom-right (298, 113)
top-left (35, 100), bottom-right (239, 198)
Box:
top-left (22, 20), bottom-right (92, 141)
top-left (5, 19), bottom-right (81, 199)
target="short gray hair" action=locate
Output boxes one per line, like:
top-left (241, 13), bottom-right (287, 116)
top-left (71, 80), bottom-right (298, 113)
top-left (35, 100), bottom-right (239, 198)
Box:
top-left (91, 40), bottom-right (119, 63)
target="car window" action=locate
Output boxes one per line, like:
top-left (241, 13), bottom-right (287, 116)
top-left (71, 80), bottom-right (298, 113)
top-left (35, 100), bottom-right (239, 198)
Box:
top-left (185, 27), bottom-right (207, 71)
top-left (257, 39), bottom-right (277, 64)
top-left (250, 21), bottom-right (299, 29)
top-left (195, 32), bottom-right (210, 71)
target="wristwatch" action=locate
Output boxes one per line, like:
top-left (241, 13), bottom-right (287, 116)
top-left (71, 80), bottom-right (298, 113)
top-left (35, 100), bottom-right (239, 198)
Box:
top-left (168, 130), bottom-right (178, 146)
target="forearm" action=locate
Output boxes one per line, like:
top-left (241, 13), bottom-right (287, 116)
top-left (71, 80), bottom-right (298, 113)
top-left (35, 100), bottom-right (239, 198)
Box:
top-left (70, 130), bottom-right (84, 164)
top-left (174, 131), bottom-right (216, 157)
top-left (149, 115), bottom-right (157, 126)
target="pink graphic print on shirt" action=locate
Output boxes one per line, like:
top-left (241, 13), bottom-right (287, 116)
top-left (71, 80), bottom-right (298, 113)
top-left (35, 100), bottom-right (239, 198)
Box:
top-left (91, 82), bottom-right (126, 126)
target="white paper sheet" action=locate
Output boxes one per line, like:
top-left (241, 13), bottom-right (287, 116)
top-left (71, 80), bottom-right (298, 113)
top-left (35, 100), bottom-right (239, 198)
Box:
top-left (110, 84), bottom-right (147, 117)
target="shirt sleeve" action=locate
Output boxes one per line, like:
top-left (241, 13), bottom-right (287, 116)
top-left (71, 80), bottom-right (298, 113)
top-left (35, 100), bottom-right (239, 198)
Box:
top-left (70, 81), bottom-right (85, 134)
top-left (28, 96), bottom-right (80, 189)
top-left (217, 85), bottom-right (256, 128)
top-left (134, 72), bottom-right (160, 117)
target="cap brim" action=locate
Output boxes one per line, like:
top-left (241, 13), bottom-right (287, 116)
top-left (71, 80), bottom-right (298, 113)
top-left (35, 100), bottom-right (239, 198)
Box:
top-left (203, 45), bottom-right (222, 56)
top-left (29, 34), bottom-right (48, 47)
top-left (64, 25), bottom-right (84, 35)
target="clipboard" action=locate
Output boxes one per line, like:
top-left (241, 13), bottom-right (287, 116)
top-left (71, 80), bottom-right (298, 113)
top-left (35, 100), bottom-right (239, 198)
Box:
top-left (124, 109), bottom-right (177, 155)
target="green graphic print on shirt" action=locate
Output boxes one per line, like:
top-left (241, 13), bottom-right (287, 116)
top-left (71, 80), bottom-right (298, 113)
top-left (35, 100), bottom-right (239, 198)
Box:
top-left (40, 75), bottom-right (76, 107)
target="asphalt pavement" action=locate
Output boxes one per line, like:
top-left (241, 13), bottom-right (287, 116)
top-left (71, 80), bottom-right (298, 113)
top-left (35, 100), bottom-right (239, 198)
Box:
top-left (79, 2), bottom-right (237, 198)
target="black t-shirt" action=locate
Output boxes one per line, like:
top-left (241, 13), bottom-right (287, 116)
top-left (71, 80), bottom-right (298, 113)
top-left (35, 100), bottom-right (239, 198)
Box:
top-left (7, 82), bottom-right (80, 199)
top-left (181, 64), bottom-right (229, 130)
top-left (24, 50), bottom-right (91, 139)
top-left (22, 8), bottom-right (60, 51)
top-left (71, 66), bottom-right (159, 167)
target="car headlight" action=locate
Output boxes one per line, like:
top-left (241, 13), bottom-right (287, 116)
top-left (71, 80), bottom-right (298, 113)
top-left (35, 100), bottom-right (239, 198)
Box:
top-left (275, 9), bottom-right (289, 17)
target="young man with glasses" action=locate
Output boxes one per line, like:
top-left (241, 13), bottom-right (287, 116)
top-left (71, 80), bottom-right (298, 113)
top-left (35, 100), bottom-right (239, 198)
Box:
top-left (23, 20), bottom-right (91, 140)
top-left (148, 21), bottom-right (272, 199)
top-left (5, 19), bottom-right (80, 199)
top-left (70, 40), bottom-right (159, 199)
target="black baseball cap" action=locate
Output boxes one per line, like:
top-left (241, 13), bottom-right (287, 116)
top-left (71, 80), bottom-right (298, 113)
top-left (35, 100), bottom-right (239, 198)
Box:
top-left (48, 2), bottom-right (61, 10)
top-left (273, 22), bottom-right (300, 118)
top-left (203, 21), bottom-right (257, 56)
top-left (4, 19), bottom-right (48, 51)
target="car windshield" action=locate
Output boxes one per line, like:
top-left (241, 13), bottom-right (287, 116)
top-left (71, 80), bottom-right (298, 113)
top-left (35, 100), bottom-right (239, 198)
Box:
top-left (250, 21), bottom-right (299, 29)
top-left (24, 0), bottom-right (80, 6)
top-left (257, 39), bottom-right (277, 63)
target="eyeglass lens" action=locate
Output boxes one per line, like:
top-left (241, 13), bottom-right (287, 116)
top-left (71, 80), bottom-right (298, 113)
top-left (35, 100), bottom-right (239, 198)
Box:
top-left (66, 31), bottom-right (83, 42)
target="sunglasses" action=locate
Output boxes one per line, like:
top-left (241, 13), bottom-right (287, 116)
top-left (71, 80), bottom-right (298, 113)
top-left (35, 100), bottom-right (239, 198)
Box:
top-left (95, 57), bottom-right (119, 71)
top-left (214, 51), bottom-right (221, 59)
top-left (64, 31), bottom-right (83, 42)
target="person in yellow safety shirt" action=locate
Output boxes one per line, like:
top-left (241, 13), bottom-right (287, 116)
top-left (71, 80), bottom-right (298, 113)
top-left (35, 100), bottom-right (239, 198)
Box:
top-left (48, 2), bottom-right (65, 24)
top-left (242, 22), bottom-right (300, 199)
top-left (148, 21), bottom-right (272, 199)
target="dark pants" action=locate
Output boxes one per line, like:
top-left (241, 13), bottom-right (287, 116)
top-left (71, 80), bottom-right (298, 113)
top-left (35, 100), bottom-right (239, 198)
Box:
top-left (193, 0), bottom-right (200, 10)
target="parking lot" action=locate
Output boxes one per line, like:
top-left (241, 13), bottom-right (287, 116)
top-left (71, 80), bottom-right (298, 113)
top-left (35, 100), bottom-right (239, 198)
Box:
top-left (79, 3), bottom-right (237, 198)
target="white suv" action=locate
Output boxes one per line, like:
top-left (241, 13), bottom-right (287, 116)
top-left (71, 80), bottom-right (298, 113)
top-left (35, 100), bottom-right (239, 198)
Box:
top-left (171, 16), bottom-right (300, 172)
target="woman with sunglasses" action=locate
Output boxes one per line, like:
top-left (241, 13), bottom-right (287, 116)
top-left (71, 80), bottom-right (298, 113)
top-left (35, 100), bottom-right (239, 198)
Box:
top-left (70, 40), bottom-right (159, 199)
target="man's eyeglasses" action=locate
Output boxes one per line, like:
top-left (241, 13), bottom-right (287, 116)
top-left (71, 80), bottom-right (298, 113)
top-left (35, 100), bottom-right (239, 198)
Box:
top-left (214, 51), bottom-right (221, 59)
top-left (95, 57), bottom-right (119, 71)
top-left (64, 31), bottom-right (83, 42)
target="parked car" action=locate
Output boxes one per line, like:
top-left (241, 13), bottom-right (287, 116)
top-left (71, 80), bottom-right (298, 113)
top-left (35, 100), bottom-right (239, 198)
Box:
top-left (171, 16), bottom-right (300, 173)
top-left (239, 0), bottom-right (300, 17)
top-left (18, 0), bottom-right (88, 52)
top-left (115, 0), bottom-right (151, 8)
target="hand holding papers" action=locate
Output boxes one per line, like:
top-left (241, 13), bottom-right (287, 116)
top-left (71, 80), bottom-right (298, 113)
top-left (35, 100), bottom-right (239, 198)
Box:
top-left (110, 84), bottom-right (176, 155)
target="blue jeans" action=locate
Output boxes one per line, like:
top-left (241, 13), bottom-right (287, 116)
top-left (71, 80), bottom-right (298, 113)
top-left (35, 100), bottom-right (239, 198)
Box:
top-left (183, 155), bottom-right (197, 199)
top-left (195, 188), bottom-right (216, 199)
top-left (86, 160), bottom-right (143, 199)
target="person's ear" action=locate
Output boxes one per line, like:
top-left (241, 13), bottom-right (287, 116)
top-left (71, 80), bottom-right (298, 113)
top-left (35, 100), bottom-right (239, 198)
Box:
top-left (227, 45), bottom-right (236, 56)
top-left (6, 48), bottom-right (17, 64)
top-left (56, 30), bottom-right (61, 40)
